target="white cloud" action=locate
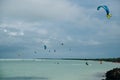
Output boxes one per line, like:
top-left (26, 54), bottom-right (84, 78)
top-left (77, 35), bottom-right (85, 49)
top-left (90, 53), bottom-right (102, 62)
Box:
top-left (19, 31), bottom-right (24, 36)
top-left (0, 23), bottom-right (25, 36)
top-left (66, 36), bottom-right (73, 41)
top-left (0, 23), bottom-right (8, 28)
top-left (3, 29), bottom-right (7, 32)
top-left (78, 40), bottom-right (101, 46)
top-left (0, 21), bottom-right (42, 31)
top-left (8, 32), bottom-right (18, 36)
top-left (0, 0), bottom-right (85, 22)
top-left (8, 31), bottom-right (24, 37)
top-left (37, 29), bottom-right (48, 35)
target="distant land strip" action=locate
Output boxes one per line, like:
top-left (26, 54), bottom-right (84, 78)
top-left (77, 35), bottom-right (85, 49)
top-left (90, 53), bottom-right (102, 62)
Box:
top-left (36, 57), bottom-right (120, 63)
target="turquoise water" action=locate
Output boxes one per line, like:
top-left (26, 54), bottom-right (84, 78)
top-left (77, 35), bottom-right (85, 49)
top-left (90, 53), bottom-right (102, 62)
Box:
top-left (0, 59), bottom-right (120, 80)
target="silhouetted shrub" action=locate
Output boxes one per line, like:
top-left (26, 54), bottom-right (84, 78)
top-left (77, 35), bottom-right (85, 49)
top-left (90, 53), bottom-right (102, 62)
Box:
top-left (106, 68), bottom-right (120, 80)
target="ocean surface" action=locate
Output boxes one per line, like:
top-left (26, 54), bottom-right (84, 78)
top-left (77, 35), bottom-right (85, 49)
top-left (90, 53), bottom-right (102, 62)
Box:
top-left (0, 59), bottom-right (120, 80)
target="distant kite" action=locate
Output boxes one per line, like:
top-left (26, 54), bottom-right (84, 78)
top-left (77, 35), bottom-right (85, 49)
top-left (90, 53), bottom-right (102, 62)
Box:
top-left (18, 54), bottom-right (21, 57)
top-left (69, 48), bottom-right (71, 51)
top-left (49, 50), bottom-right (50, 52)
top-left (44, 45), bottom-right (47, 50)
top-left (61, 43), bottom-right (64, 45)
top-left (97, 5), bottom-right (112, 19)
top-left (34, 51), bottom-right (37, 54)
top-left (54, 49), bottom-right (56, 52)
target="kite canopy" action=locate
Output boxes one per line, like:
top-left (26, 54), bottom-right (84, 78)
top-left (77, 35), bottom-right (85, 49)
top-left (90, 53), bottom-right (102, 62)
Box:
top-left (97, 5), bottom-right (112, 19)
top-left (44, 45), bottom-right (47, 50)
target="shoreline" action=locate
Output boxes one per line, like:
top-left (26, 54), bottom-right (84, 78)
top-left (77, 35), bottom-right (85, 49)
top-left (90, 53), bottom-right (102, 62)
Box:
top-left (0, 58), bottom-right (120, 63)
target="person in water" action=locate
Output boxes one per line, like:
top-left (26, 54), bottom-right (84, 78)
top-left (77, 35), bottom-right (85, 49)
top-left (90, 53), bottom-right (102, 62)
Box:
top-left (86, 62), bottom-right (88, 65)
top-left (100, 60), bottom-right (102, 64)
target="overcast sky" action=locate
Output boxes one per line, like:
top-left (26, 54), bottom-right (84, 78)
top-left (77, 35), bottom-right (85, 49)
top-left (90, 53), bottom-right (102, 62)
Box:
top-left (0, 0), bottom-right (120, 59)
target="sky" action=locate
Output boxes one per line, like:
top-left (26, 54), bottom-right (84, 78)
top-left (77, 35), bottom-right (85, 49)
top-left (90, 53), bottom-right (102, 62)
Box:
top-left (0, 0), bottom-right (120, 59)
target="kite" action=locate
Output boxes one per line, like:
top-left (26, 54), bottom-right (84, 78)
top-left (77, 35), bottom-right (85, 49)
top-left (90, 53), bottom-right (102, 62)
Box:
top-left (61, 43), bottom-right (64, 46)
top-left (97, 5), bottom-right (112, 19)
top-left (44, 45), bottom-right (47, 50)
top-left (54, 49), bottom-right (56, 52)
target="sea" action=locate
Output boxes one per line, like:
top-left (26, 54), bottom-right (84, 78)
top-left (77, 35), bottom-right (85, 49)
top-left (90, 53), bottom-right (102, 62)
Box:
top-left (0, 59), bottom-right (120, 80)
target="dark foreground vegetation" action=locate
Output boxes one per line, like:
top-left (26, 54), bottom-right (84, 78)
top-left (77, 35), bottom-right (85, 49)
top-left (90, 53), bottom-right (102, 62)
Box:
top-left (105, 68), bottom-right (120, 80)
